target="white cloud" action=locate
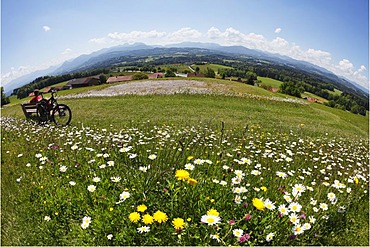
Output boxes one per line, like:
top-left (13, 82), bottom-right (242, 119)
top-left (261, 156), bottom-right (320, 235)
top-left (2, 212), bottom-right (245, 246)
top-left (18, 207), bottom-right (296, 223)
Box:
top-left (1, 65), bottom-right (36, 88)
top-left (270, 37), bottom-right (289, 51)
top-left (61, 48), bottom-right (72, 55)
top-left (167, 27), bottom-right (202, 42)
top-left (206, 26), bottom-right (223, 39)
top-left (43, 26), bottom-right (51, 32)
top-left (107, 30), bottom-right (167, 43)
top-left (89, 37), bottom-right (108, 44)
top-left (336, 59), bottom-right (354, 73)
top-left (275, 27), bottom-right (282, 34)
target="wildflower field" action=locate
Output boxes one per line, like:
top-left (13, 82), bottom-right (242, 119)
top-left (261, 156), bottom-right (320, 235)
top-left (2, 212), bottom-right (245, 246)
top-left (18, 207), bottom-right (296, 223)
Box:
top-left (1, 80), bottom-right (369, 245)
top-left (1, 114), bottom-right (369, 245)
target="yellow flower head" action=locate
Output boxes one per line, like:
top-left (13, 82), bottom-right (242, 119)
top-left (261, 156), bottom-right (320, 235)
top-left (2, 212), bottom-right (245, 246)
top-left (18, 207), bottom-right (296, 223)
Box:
top-left (153, 210), bottom-right (168, 223)
top-left (354, 177), bottom-right (359, 184)
top-left (172, 218), bottom-right (185, 230)
top-left (207, 208), bottom-right (219, 216)
top-left (261, 186), bottom-right (267, 192)
top-left (136, 204), bottom-right (147, 212)
top-left (252, 198), bottom-right (265, 211)
top-left (142, 214), bottom-right (154, 225)
top-left (187, 178), bottom-right (198, 185)
top-left (175, 170), bottom-right (190, 181)
top-left (129, 212), bottom-right (141, 223)
top-left (187, 156), bottom-right (194, 161)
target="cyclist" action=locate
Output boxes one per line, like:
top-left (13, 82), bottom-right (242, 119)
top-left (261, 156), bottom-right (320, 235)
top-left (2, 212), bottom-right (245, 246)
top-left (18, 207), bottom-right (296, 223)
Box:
top-left (30, 89), bottom-right (42, 103)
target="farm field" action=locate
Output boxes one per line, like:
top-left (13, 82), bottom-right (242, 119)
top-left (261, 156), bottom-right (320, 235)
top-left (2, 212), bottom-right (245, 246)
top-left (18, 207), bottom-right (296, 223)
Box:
top-left (301, 92), bottom-right (329, 103)
top-left (1, 78), bottom-right (369, 246)
top-left (190, 63), bottom-right (233, 73)
top-left (257, 76), bottom-right (283, 88)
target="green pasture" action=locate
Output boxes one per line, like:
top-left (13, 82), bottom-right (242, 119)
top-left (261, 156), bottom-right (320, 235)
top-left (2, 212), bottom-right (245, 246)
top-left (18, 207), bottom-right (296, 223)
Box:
top-left (301, 92), bottom-right (329, 103)
top-left (1, 78), bottom-right (369, 246)
top-left (257, 76), bottom-right (283, 88)
top-left (2, 78), bottom-right (368, 139)
top-left (157, 64), bottom-right (191, 73)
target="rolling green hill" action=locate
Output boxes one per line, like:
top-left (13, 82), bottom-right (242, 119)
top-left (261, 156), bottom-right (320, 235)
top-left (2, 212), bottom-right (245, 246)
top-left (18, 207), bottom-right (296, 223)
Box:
top-left (2, 78), bottom-right (368, 138)
top-left (1, 78), bottom-right (368, 246)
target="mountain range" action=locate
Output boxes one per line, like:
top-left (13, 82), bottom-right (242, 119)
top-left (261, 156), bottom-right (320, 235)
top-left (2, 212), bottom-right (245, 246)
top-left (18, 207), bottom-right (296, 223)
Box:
top-left (4, 42), bottom-right (368, 97)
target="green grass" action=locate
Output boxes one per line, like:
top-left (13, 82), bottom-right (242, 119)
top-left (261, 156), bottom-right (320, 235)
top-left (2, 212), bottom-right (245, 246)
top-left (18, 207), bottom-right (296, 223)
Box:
top-left (1, 116), bottom-right (368, 245)
top-left (332, 88), bottom-right (343, 96)
top-left (257, 76), bottom-right (283, 88)
top-left (2, 80), bottom-right (368, 138)
top-left (1, 78), bottom-right (369, 246)
top-left (301, 92), bottom-right (329, 103)
top-left (156, 64), bottom-right (192, 73)
top-left (191, 63), bottom-right (232, 73)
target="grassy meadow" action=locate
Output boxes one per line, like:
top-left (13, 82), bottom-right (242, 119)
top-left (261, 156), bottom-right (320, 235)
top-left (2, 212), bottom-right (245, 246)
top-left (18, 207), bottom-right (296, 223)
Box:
top-left (1, 78), bottom-right (369, 246)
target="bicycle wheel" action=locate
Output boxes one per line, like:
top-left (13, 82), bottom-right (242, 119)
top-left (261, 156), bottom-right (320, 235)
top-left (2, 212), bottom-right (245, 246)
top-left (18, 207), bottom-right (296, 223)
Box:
top-left (52, 104), bottom-right (72, 126)
top-left (36, 104), bottom-right (50, 124)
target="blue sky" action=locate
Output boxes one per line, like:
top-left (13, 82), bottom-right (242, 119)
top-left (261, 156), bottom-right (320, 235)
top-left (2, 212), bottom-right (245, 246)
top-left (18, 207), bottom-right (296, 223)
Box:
top-left (1, 0), bottom-right (369, 89)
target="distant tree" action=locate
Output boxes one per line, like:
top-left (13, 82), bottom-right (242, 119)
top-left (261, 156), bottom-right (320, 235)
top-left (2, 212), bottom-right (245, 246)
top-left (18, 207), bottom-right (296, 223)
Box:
top-left (132, 72), bottom-right (149, 80)
top-left (165, 69), bottom-right (176, 77)
top-left (279, 81), bottom-right (304, 98)
top-left (350, 104), bottom-right (360, 114)
top-left (1, 87), bottom-right (10, 106)
top-left (246, 71), bottom-right (257, 85)
top-left (205, 68), bottom-right (215, 78)
top-left (99, 75), bottom-right (107, 84)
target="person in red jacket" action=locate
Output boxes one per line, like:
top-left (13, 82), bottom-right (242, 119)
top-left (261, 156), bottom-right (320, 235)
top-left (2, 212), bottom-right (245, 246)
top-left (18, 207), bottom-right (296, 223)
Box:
top-left (30, 89), bottom-right (42, 103)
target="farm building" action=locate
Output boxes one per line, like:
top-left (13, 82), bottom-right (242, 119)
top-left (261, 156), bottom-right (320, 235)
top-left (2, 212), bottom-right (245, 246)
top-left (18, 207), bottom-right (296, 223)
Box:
top-left (106, 75), bottom-right (133, 84)
top-left (66, 76), bottom-right (100, 88)
top-left (306, 97), bottom-right (323, 104)
top-left (51, 85), bottom-right (72, 91)
top-left (147, 72), bottom-right (164, 79)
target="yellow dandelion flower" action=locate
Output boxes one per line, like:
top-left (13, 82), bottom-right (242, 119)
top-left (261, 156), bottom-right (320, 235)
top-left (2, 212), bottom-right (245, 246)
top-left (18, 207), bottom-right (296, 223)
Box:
top-left (175, 169), bottom-right (189, 181)
top-left (187, 218), bottom-right (192, 222)
top-left (261, 186), bottom-right (267, 192)
top-left (172, 218), bottom-right (185, 230)
top-left (137, 204), bottom-right (147, 212)
top-left (354, 177), bottom-right (359, 184)
top-left (252, 198), bottom-right (265, 211)
top-left (129, 212), bottom-right (141, 223)
top-left (187, 178), bottom-right (198, 185)
top-left (142, 214), bottom-right (154, 225)
top-left (207, 208), bottom-right (219, 216)
top-left (187, 156), bottom-right (194, 161)
top-left (153, 210), bottom-right (168, 223)
top-left (109, 207), bottom-right (114, 212)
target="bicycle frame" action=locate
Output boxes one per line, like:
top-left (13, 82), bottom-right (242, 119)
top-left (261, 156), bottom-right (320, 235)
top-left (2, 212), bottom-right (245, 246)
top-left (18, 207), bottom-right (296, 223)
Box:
top-left (36, 90), bottom-right (72, 126)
